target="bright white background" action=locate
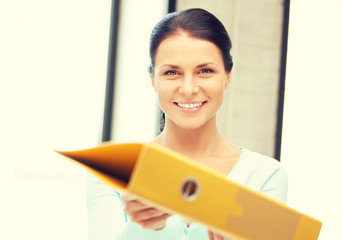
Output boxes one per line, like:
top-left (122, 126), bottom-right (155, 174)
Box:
top-left (0, 0), bottom-right (166, 239)
top-left (111, 0), bottom-right (167, 142)
top-left (281, 0), bottom-right (343, 239)
top-left (0, 1), bottom-right (111, 239)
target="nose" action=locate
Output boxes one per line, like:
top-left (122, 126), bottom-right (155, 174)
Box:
top-left (179, 75), bottom-right (199, 97)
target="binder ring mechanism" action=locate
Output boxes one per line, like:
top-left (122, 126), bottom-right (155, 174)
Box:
top-left (181, 177), bottom-right (200, 201)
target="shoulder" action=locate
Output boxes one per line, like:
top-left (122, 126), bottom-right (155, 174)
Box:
top-left (228, 148), bottom-right (288, 201)
top-left (240, 148), bottom-right (284, 174)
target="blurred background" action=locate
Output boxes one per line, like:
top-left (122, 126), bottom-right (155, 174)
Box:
top-left (0, 0), bottom-right (342, 239)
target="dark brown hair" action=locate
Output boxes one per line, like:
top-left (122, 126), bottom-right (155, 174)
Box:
top-left (149, 8), bottom-right (233, 75)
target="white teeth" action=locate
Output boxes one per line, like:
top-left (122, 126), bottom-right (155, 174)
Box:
top-left (178, 102), bottom-right (204, 109)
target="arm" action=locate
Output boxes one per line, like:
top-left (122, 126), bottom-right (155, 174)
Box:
top-left (121, 194), bottom-right (170, 230)
top-left (86, 174), bottom-right (171, 240)
top-left (260, 166), bottom-right (288, 203)
top-left (86, 173), bottom-right (126, 240)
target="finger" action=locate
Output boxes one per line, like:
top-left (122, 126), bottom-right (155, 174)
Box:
top-left (121, 193), bottom-right (137, 202)
top-left (130, 208), bottom-right (170, 222)
top-left (208, 231), bottom-right (227, 240)
top-left (139, 213), bottom-right (170, 230)
top-left (213, 233), bottom-right (225, 240)
top-left (122, 193), bottom-right (156, 210)
top-left (123, 200), bottom-right (151, 214)
top-left (208, 230), bottom-right (214, 240)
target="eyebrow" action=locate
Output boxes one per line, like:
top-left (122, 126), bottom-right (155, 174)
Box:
top-left (160, 64), bottom-right (180, 69)
top-left (196, 62), bottom-right (218, 68)
top-left (160, 62), bottom-right (218, 69)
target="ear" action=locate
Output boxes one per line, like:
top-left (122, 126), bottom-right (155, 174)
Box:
top-left (224, 71), bottom-right (232, 89)
top-left (148, 67), bottom-right (157, 92)
top-left (151, 78), bottom-right (157, 92)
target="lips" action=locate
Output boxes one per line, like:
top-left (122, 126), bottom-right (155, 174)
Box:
top-left (174, 101), bottom-right (207, 108)
top-left (173, 101), bottom-right (207, 113)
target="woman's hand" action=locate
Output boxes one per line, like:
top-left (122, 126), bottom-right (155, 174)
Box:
top-left (208, 230), bottom-right (231, 240)
top-left (121, 193), bottom-right (170, 230)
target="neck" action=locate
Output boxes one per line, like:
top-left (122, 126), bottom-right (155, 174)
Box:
top-left (155, 116), bottom-right (223, 159)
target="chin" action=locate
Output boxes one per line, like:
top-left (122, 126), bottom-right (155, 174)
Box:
top-left (174, 119), bottom-right (209, 130)
top-left (166, 114), bottom-right (216, 131)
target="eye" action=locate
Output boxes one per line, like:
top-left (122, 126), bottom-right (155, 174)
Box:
top-left (199, 68), bottom-right (214, 74)
top-left (164, 70), bottom-right (178, 75)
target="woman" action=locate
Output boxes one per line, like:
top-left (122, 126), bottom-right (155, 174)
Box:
top-left (87, 8), bottom-right (288, 240)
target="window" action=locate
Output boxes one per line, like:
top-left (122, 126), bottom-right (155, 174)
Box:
top-left (0, 1), bottom-right (111, 239)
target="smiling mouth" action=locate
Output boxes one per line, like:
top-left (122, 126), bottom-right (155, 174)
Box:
top-left (174, 101), bottom-right (207, 109)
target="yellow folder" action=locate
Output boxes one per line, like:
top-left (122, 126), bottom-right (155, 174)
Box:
top-left (56, 142), bottom-right (322, 240)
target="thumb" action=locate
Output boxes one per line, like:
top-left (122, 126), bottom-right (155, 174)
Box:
top-left (121, 192), bottom-right (137, 202)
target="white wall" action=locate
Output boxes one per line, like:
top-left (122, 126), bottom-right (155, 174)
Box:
top-left (0, 1), bottom-right (111, 239)
top-left (111, 0), bottom-right (168, 142)
top-left (0, 1), bottom-right (169, 239)
top-left (281, 0), bottom-right (343, 239)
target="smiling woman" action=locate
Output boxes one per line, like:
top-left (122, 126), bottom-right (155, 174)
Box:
top-left (87, 8), bottom-right (288, 240)
top-left (151, 33), bottom-right (231, 130)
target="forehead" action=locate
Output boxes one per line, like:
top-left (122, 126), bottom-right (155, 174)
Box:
top-left (154, 33), bottom-right (224, 68)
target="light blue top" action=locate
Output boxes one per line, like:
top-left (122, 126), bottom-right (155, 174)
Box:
top-left (87, 148), bottom-right (288, 240)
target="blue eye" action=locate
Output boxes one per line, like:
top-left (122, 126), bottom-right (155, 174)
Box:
top-left (165, 70), bottom-right (177, 75)
top-left (200, 68), bottom-right (214, 74)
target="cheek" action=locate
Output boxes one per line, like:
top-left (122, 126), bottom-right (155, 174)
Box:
top-left (215, 91), bottom-right (225, 106)
top-left (205, 81), bottom-right (225, 98)
top-left (155, 84), bottom-right (172, 104)
top-left (155, 81), bottom-right (177, 96)
top-left (207, 84), bottom-right (226, 108)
